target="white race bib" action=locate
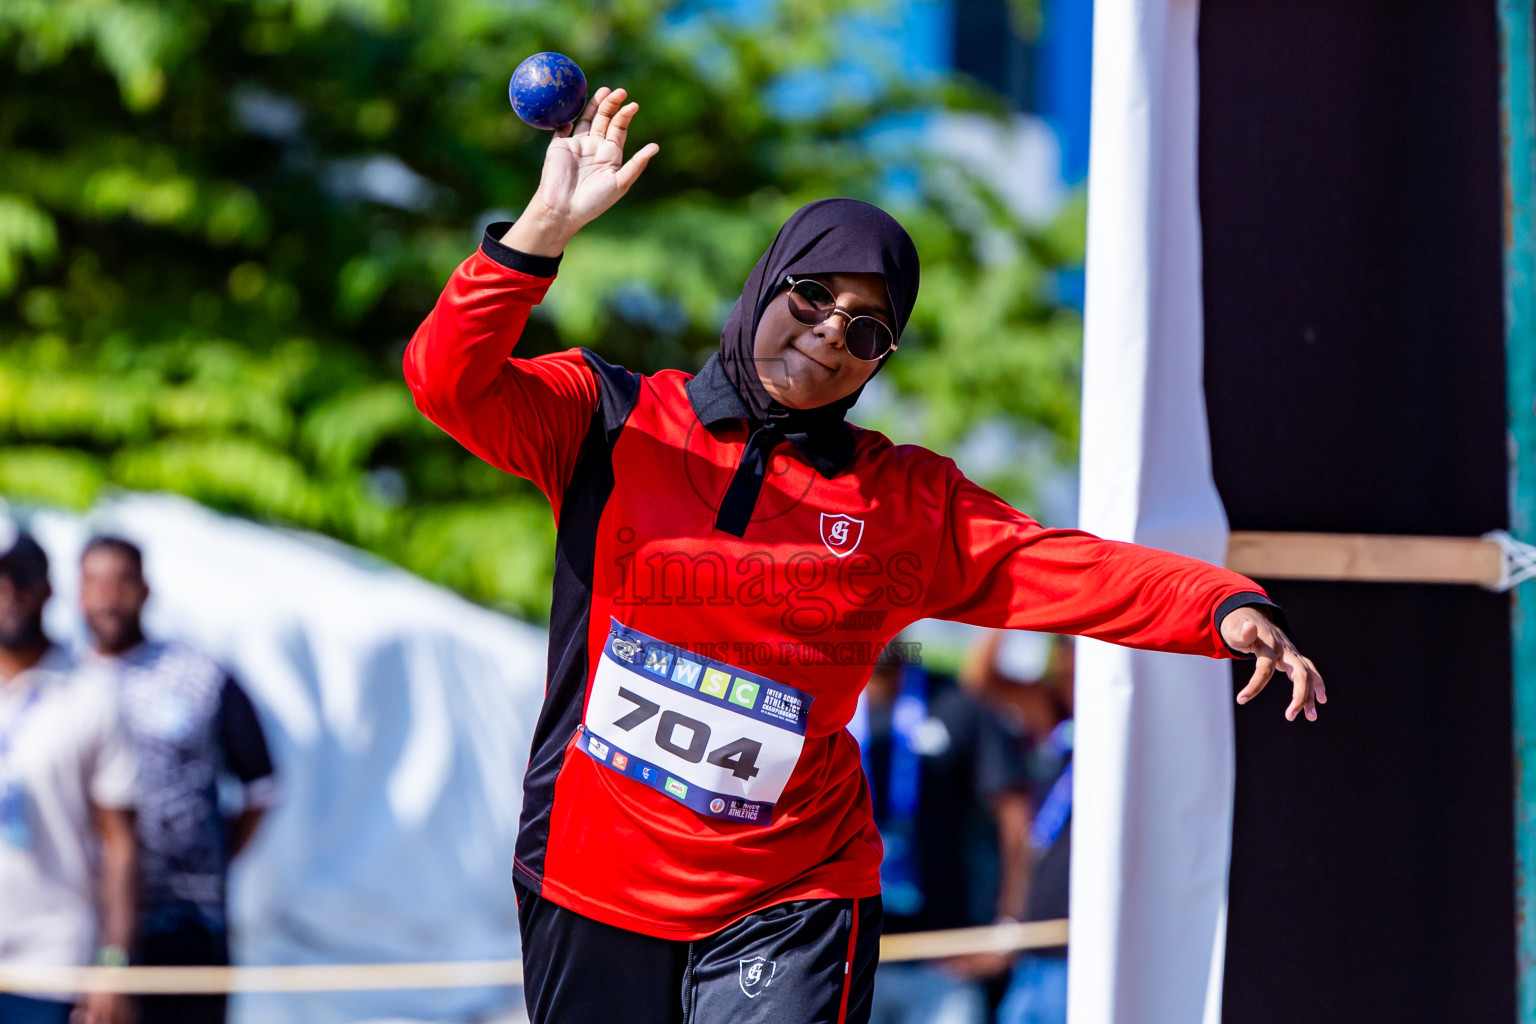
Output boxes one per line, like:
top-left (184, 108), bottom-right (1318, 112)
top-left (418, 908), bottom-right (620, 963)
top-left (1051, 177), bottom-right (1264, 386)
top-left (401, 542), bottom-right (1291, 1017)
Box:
top-left (579, 619), bottom-right (814, 825)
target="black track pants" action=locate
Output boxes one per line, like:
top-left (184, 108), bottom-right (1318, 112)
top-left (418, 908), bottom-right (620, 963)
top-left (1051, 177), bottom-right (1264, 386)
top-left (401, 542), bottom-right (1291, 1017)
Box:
top-left (515, 882), bottom-right (882, 1024)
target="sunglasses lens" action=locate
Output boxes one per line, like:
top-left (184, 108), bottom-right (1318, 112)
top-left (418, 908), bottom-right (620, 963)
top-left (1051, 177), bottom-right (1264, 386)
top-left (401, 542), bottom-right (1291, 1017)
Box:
top-left (792, 279), bottom-right (836, 306)
top-left (787, 280), bottom-right (836, 325)
top-left (846, 319), bottom-right (894, 361)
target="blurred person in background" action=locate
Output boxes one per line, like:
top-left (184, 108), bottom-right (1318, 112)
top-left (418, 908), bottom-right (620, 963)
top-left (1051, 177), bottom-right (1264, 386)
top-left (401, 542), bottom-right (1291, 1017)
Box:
top-left (0, 524), bottom-right (137, 1024)
top-left (861, 643), bottom-right (1032, 1024)
top-left (962, 632), bottom-right (1073, 1024)
top-left (79, 536), bottom-right (277, 1024)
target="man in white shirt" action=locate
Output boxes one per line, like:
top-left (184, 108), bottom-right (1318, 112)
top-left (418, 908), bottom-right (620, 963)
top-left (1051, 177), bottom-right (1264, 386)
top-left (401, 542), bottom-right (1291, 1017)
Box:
top-left (0, 524), bottom-right (137, 1024)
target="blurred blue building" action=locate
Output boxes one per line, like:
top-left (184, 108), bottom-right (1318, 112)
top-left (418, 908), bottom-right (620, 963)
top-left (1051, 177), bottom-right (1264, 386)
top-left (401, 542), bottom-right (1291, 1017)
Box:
top-left (910, 0), bottom-right (1091, 186)
top-left (741, 0), bottom-right (1091, 309)
top-left (702, 0), bottom-right (1091, 193)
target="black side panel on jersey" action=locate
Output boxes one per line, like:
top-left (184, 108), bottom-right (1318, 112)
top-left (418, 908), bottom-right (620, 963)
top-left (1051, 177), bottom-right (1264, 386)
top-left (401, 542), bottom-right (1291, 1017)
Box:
top-left (514, 351), bottom-right (641, 890)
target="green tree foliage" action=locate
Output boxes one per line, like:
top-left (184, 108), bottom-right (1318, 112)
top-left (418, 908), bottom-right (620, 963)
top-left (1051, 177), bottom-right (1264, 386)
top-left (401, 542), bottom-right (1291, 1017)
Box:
top-left (0, 0), bottom-right (1081, 619)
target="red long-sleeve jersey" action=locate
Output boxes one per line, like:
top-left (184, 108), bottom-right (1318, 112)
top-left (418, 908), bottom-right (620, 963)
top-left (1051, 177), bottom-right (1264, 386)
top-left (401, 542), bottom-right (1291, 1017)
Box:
top-left (405, 232), bottom-right (1272, 940)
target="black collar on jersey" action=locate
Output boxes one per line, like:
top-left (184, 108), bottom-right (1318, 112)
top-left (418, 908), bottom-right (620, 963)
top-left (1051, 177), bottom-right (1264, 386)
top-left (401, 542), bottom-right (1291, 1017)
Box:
top-left (687, 355), bottom-right (855, 479)
top-left (688, 356), bottom-right (857, 537)
top-left (694, 198), bottom-right (921, 537)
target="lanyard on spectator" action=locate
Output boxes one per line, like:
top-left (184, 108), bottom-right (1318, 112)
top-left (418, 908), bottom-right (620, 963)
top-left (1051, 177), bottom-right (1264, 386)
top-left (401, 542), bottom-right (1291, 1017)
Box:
top-left (0, 682), bottom-right (40, 849)
top-left (0, 683), bottom-right (43, 764)
top-left (1030, 731), bottom-right (1073, 852)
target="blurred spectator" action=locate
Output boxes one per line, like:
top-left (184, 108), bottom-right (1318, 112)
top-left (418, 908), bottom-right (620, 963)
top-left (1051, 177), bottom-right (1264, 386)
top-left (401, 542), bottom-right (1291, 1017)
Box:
top-left (962, 632), bottom-right (1073, 1024)
top-left (0, 524), bottom-right (137, 1024)
top-left (80, 536), bottom-right (277, 1024)
top-left (962, 633), bottom-right (1073, 801)
top-left (861, 648), bottom-right (1031, 1024)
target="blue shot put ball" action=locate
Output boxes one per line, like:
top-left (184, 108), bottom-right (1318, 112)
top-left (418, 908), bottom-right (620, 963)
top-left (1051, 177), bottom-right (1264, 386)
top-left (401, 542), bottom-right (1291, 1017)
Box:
top-left (509, 52), bottom-right (588, 130)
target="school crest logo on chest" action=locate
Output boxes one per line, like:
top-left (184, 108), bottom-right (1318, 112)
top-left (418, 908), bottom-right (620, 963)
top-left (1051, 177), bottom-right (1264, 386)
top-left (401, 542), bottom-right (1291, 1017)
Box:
top-left (819, 513), bottom-right (865, 557)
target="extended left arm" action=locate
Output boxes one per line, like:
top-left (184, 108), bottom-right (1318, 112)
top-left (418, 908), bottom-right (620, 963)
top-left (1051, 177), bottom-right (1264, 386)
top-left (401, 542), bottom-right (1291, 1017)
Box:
top-left (922, 469), bottom-right (1325, 720)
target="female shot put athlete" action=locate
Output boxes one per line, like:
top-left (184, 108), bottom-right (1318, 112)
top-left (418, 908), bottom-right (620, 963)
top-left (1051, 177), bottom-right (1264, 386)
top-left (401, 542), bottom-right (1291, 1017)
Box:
top-left (405, 86), bottom-right (1324, 1024)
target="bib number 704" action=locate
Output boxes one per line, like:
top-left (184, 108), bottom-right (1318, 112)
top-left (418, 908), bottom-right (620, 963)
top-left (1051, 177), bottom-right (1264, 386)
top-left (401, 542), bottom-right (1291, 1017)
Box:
top-left (613, 687), bottom-right (762, 781)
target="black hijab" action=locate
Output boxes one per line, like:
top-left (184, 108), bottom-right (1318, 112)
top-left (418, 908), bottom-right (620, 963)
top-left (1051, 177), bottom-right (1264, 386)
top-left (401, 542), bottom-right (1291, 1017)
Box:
top-left (686, 198), bottom-right (921, 536)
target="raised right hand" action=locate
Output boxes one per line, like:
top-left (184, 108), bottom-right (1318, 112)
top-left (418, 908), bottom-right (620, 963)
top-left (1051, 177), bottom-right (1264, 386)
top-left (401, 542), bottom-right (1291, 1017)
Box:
top-left (509, 87), bottom-right (659, 255)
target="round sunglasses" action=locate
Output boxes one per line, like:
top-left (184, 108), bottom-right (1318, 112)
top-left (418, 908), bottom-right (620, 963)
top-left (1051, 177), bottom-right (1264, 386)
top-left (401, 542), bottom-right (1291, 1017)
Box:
top-left (784, 276), bottom-right (898, 362)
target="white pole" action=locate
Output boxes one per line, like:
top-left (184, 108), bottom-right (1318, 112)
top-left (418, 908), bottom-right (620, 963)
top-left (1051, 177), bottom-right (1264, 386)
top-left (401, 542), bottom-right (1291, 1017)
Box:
top-left (1071, 0), bottom-right (1235, 1021)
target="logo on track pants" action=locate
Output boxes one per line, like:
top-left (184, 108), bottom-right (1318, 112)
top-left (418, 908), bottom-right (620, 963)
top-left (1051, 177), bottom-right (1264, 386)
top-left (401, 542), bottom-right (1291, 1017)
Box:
top-left (739, 956), bottom-right (777, 998)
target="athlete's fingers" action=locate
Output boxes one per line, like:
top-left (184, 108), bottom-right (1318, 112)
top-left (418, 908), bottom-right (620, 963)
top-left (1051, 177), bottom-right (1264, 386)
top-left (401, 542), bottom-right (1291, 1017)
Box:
top-left (573, 87), bottom-right (609, 136)
top-left (615, 143), bottom-right (660, 194)
top-left (1286, 674), bottom-right (1310, 721)
top-left (1307, 657), bottom-right (1328, 704)
top-left (1282, 650), bottom-right (1313, 721)
top-left (607, 101), bottom-right (640, 151)
top-left (1236, 654), bottom-right (1275, 704)
top-left (589, 87), bottom-right (627, 141)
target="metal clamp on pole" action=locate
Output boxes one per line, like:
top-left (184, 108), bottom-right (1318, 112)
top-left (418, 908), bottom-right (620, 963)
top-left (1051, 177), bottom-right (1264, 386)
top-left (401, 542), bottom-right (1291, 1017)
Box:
top-left (1484, 531), bottom-right (1536, 592)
